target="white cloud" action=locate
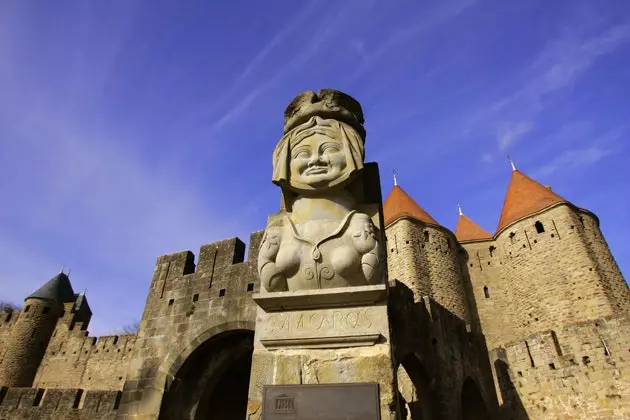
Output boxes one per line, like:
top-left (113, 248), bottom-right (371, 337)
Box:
top-left (497, 121), bottom-right (533, 151)
top-left (535, 146), bottom-right (612, 177)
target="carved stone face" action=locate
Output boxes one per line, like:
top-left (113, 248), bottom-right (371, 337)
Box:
top-left (289, 131), bottom-right (348, 188)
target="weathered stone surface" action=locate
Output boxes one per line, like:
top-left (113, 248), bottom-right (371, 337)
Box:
top-left (253, 284), bottom-right (387, 311)
top-left (256, 304), bottom-right (388, 349)
top-left (258, 89), bottom-right (384, 293)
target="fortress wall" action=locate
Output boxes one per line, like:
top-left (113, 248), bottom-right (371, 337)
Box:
top-left (389, 280), bottom-right (498, 419)
top-left (0, 386), bottom-right (120, 420)
top-left (579, 210), bottom-right (630, 315)
top-left (117, 232), bottom-right (261, 419)
top-left (462, 239), bottom-right (515, 348)
top-left (426, 298), bottom-right (498, 419)
top-left (495, 204), bottom-right (615, 344)
top-left (386, 219), bottom-right (428, 302)
top-left (423, 225), bottom-right (470, 323)
top-left (0, 310), bottom-right (20, 369)
top-left (0, 299), bottom-right (61, 387)
top-left (492, 315), bottom-right (630, 419)
top-left (386, 219), bottom-right (470, 323)
top-left (33, 323), bottom-right (136, 391)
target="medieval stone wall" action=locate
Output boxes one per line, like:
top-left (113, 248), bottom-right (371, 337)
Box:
top-left (33, 328), bottom-right (136, 390)
top-left (475, 204), bottom-right (618, 347)
top-left (0, 386), bottom-right (120, 420)
top-left (390, 280), bottom-right (498, 419)
top-left (0, 299), bottom-right (61, 387)
top-left (386, 219), bottom-right (470, 323)
top-left (462, 238), bottom-right (514, 349)
top-left (492, 315), bottom-right (630, 419)
top-left (579, 210), bottom-right (630, 316)
top-left (115, 233), bottom-right (263, 419)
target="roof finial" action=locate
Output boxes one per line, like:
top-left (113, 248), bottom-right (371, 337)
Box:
top-left (458, 203), bottom-right (463, 216)
top-left (507, 154), bottom-right (516, 171)
top-left (393, 169), bottom-right (398, 186)
top-left (67, 269), bottom-right (72, 278)
top-left (59, 265), bottom-right (65, 274)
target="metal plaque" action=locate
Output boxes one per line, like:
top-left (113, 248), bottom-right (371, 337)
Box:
top-left (262, 382), bottom-right (380, 420)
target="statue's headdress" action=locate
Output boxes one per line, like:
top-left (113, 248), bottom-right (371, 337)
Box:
top-left (283, 89), bottom-right (366, 140)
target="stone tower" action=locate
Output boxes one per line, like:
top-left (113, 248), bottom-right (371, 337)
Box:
top-left (384, 183), bottom-right (471, 323)
top-left (0, 273), bottom-right (74, 387)
top-left (463, 168), bottom-right (630, 348)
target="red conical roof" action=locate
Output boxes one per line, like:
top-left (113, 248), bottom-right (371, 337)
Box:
top-left (383, 185), bottom-right (439, 226)
top-left (497, 170), bottom-right (567, 232)
top-left (456, 213), bottom-right (492, 242)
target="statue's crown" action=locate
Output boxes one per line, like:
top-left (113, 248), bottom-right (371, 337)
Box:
top-left (283, 89), bottom-right (366, 140)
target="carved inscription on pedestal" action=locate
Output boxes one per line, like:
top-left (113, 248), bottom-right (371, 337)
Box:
top-left (257, 305), bottom-right (387, 349)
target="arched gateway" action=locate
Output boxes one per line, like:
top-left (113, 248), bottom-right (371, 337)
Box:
top-left (158, 328), bottom-right (254, 420)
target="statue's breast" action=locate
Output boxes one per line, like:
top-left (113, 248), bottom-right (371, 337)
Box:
top-left (278, 220), bottom-right (365, 290)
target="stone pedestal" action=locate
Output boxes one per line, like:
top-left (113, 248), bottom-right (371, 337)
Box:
top-left (246, 285), bottom-right (398, 420)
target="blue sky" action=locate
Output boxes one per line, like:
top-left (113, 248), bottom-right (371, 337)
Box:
top-left (1, 0), bottom-right (629, 335)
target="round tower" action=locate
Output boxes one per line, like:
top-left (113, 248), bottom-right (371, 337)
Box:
top-left (0, 272), bottom-right (73, 387)
top-left (493, 169), bottom-right (629, 340)
top-left (383, 183), bottom-right (470, 322)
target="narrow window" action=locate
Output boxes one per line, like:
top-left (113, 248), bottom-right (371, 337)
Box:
top-left (33, 389), bottom-right (45, 406)
top-left (535, 221), bottom-right (545, 233)
top-left (489, 246), bottom-right (496, 257)
top-left (168, 299), bottom-right (174, 306)
top-left (72, 389), bottom-right (84, 409)
top-left (114, 391), bottom-right (122, 410)
top-left (423, 231), bottom-right (429, 242)
top-left (24, 305), bottom-right (31, 313)
top-left (113, 336), bottom-right (119, 345)
top-left (192, 294), bottom-right (199, 302)
top-left (509, 232), bottom-right (516, 244)
top-left (483, 286), bottom-right (490, 298)
top-left (42, 307), bottom-right (50, 314)
top-left (247, 283), bottom-right (254, 292)
top-left (219, 289), bottom-right (226, 297)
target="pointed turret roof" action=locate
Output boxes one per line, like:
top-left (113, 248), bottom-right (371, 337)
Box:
top-left (27, 272), bottom-right (75, 303)
top-left (456, 211), bottom-right (493, 242)
top-left (383, 185), bottom-right (440, 226)
top-left (497, 170), bottom-right (567, 232)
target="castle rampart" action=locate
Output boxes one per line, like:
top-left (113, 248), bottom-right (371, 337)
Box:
top-left (0, 298), bottom-right (61, 387)
top-left (386, 219), bottom-right (471, 323)
top-left (0, 386), bottom-right (121, 420)
top-left (492, 315), bottom-right (630, 419)
top-left (579, 209), bottom-right (630, 316)
top-left (483, 204), bottom-right (617, 346)
top-left (116, 232), bottom-right (262, 419)
top-left (460, 237), bottom-right (508, 348)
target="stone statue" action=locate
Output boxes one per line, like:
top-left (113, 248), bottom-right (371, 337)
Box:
top-left (258, 89), bottom-right (384, 292)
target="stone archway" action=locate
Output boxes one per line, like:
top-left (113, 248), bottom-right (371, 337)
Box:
top-left (158, 328), bottom-right (254, 420)
top-left (461, 377), bottom-right (489, 420)
top-left (397, 355), bottom-right (435, 419)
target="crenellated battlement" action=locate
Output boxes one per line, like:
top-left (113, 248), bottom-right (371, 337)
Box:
top-left (491, 315), bottom-right (630, 419)
top-left (0, 386), bottom-right (120, 419)
top-left (153, 231), bottom-right (264, 280)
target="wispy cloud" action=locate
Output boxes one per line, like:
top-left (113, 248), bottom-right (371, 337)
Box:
top-left (232, 2), bottom-right (318, 85)
top-left (534, 146), bottom-right (612, 177)
top-left (497, 121), bottom-right (533, 151)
